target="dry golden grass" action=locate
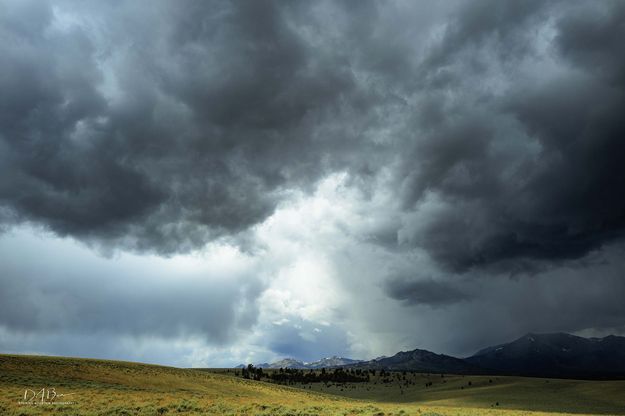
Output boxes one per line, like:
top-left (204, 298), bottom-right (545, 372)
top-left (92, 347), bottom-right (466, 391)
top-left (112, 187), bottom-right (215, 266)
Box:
top-left (1, 354), bottom-right (623, 415)
top-left (237, 369), bottom-right (625, 414)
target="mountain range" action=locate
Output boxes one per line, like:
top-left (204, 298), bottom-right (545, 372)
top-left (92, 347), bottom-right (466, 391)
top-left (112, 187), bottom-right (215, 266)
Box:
top-left (251, 356), bottom-right (363, 369)
top-left (466, 332), bottom-right (625, 378)
top-left (236, 356), bottom-right (362, 369)
top-left (238, 333), bottom-right (625, 379)
top-left (343, 348), bottom-right (480, 374)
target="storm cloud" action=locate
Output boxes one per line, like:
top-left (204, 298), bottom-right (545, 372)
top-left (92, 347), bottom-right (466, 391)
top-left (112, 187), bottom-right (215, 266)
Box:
top-left (0, 0), bottom-right (383, 254)
top-left (384, 277), bottom-right (471, 307)
top-left (1, 0), bottom-right (625, 365)
top-left (393, 0), bottom-right (625, 273)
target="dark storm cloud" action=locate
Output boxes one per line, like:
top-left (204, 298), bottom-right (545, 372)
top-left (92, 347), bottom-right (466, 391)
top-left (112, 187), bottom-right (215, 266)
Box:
top-left (0, 0), bottom-right (388, 254)
top-left (384, 276), bottom-right (471, 307)
top-left (424, 0), bottom-right (548, 68)
top-left (445, 244), bottom-right (625, 356)
top-left (556, 1), bottom-right (625, 82)
top-left (2, 0), bottom-right (625, 363)
top-left (394, 0), bottom-right (625, 273)
top-left (1, 0), bottom-right (623, 267)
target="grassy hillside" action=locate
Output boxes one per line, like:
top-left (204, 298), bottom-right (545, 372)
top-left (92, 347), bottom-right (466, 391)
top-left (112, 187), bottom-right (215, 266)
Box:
top-left (0, 354), bottom-right (623, 416)
top-left (251, 370), bottom-right (625, 414)
top-left (209, 368), bottom-right (625, 414)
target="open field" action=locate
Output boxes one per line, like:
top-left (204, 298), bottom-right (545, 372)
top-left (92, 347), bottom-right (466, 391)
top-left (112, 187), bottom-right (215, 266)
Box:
top-left (207, 368), bottom-right (625, 415)
top-left (1, 354), bottom-right (623, 416)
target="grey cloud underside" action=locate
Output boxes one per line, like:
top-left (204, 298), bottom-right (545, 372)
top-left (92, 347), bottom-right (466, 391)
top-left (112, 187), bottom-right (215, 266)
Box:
top-left (0, 234), bottom-right (263, 344)
top-left (1, 0), bottom-right (625, 272)
top-left (395, 0), bottom-right (625, 272)
top-left (0, 0), bottom-right (383, 254)
top-left (4, 0), bottom-right (625, 366)
top-left (384, 277), bottom-right (471, 307)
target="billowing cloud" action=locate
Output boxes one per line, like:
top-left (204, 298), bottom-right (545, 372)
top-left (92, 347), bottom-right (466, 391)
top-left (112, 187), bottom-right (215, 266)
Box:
top-left (393, 0), bottom-right (625, 272)
top-left (0, 0), bottom-right (384, 254)
top-left (3, 0), bottom-right (622, 268)
top-left (1, 0), bottom-right (625, 365)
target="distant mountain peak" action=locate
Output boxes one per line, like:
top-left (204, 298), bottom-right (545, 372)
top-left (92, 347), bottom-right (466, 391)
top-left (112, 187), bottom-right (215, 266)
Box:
top-left (255, 356), bottom-right (362, 369)
top-left (466, 332), bottom-right (625, 378)
top-left (242, 332), bottom-right (625, 379)
top-left (343, 346), bottom-right (479, 374)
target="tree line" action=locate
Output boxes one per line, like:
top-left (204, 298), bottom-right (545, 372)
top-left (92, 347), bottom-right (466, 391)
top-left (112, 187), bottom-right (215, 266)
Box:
top-left (238, 364), bottom-right (371, 383)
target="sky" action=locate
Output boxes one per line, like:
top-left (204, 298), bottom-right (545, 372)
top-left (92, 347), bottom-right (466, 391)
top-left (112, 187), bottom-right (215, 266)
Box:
top-left (1, 0), bottom-right (625, 368)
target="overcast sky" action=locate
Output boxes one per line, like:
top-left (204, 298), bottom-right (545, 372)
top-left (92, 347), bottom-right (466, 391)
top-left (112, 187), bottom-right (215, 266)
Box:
top-left (1, 0), bottom-right (625, 367)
